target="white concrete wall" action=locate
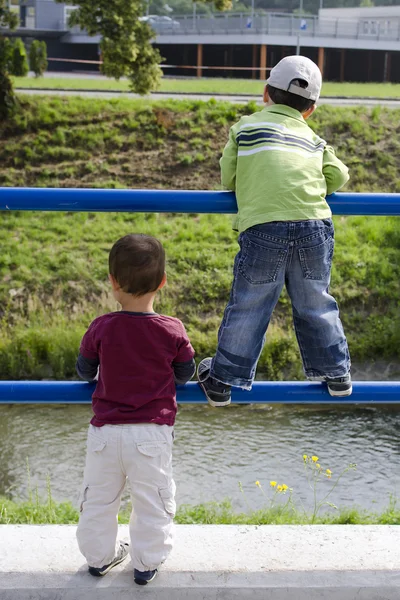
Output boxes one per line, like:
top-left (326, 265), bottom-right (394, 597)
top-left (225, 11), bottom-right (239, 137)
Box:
top-left (1, 525), bottom-right (400, 599)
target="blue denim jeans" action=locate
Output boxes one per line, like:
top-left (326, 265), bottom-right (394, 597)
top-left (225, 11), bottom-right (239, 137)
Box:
top-left (211, 219), bottom-right (351, 389)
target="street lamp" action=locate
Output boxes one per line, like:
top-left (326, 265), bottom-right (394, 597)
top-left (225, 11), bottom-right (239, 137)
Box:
top-left (296, 0), bottom-right (304, 55)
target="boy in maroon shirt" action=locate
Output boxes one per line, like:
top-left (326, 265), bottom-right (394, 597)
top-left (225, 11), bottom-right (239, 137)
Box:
top-left (76, 234), bottom-right (195, 586)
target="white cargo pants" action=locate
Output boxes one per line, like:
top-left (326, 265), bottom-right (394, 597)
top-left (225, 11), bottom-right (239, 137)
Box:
top-left (76, 423), bottom-right (175, 571)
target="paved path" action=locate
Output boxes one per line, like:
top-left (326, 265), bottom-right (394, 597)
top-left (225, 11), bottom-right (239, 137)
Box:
top-left (16, 88), bottom-right (400, 108)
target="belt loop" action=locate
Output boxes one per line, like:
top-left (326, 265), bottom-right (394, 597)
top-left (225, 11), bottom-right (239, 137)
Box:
top-left (288, 221), bottom-right (295, 241)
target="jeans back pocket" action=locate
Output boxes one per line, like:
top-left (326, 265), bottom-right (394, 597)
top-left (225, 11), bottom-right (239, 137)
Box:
top-left (238, 238), bottom-right (286, 285)
top-left (298, 236), bottom-right (334, 281)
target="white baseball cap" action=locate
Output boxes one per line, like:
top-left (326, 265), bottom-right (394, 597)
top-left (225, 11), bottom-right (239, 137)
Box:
top-left (267, 55), bottom-right (322, 102)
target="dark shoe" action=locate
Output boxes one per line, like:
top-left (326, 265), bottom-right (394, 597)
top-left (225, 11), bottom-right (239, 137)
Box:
top-left (134, 568), bottom-right (158, 585)
top-left (88, 542), bottom-right (129, 577)
top-left (326, 374), bottom-right (352, 397)
top-left (197, 357), bottom-right (232, 407)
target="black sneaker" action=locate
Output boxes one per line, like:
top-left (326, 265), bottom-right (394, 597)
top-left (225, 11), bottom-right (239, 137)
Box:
top-left (88, 542), bottom-right (129, 577)
top-left (326, 374), bottom-right (352, 397)
top-left (197, 357), bottom-right (232, 407)
top-left (134, 568), bottom-right (158, 585)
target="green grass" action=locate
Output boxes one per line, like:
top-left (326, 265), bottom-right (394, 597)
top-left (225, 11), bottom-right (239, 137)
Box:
top-left (13, 76), bottom-right (400, 99)
top-left (0, 96), bottom-right (399, 379)
top-left (1, 496), bottom-right (399, 525)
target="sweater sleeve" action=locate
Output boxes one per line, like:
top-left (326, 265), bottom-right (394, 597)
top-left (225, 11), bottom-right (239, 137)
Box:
top-left (76, 320), bottom-right (100, 381)
top-left (323, 145), bottom-right (350, 195)
top-left (76, 353), bottom-right (99, 382)
top-left (172, 358), bottom-right (196, 385)
top-left (220, 126), bottom-right (238, 191)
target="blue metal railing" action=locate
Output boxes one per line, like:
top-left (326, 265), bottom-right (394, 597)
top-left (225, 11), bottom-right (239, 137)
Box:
top-left (0, 381), bottom-right (399, 404)
top-left (0, 187), bottom-right (399, 404)
top-left (1, 188), bottom-right (400, 216)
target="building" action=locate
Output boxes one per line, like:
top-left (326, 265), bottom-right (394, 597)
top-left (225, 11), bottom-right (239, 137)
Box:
top-left (3, 1), bottom-right (400, 82)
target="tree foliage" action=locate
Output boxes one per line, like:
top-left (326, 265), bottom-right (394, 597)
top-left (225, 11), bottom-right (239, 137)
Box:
top-left (56, 0), bottom-right (231, 94)
top-left (9, 37), bottom-right (29, 77)
top-left (0, 0), bottom-right (19, 121)
top-left (56, 0), bottom-right (163, 94)
top-left (29, 40), bottom-right (48, 78)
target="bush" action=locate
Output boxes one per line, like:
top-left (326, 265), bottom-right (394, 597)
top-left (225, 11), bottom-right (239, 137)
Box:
top-left (9, 37), bottom-right (29, 77)
top-left (29, 40), bottom-right (48, 78)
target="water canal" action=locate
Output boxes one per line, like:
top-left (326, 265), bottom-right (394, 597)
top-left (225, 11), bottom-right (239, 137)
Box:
top-left (1, 395), bottom-right (399, 513)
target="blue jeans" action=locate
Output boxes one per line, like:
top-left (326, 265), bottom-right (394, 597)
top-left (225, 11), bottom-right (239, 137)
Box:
top-left (211, 219), bottom-right (351, 389)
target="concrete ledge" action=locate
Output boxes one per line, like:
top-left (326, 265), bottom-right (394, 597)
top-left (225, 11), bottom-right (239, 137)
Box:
top-left (1, 525), bottom-right (399, 599)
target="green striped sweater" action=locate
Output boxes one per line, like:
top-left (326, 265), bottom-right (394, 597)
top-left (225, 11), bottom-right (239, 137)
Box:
top-left (220, 104), bottom-right (349, 232)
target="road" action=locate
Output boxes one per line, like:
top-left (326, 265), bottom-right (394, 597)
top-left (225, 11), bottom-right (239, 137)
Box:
top-left (15, 88), bottom-right (400, 108)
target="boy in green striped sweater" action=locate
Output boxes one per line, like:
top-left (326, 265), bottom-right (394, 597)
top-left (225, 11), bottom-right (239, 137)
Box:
top-left (198, 55), bottom-right (352, 404)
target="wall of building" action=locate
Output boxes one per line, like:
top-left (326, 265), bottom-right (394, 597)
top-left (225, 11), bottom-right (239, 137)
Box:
top-left (24, 37), bottom-right (100, 72)
top-left (320, 6), bottom-right (400, 18)
top-left (157, 43), bottom-right (398, 83)
top-left (35, 0), bottom-right (64, 31)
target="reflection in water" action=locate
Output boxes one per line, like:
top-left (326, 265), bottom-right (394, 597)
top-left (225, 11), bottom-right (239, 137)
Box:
top-left (0, 403), bottom-right (399, 511)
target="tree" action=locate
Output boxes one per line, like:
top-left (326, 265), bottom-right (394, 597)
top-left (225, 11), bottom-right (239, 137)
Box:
top-left (29, 40), bottom-right (48, 78)
top-left (0, 0), bottom-right (18, 121)
top-left (9, 37), bottom-right (29, 77)
top-left (56, 0), bottom-right (231, 94)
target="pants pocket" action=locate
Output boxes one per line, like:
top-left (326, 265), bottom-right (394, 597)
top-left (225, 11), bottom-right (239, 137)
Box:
top-left (159, 484), bottom-right (176, 518)
top-left (79, 485), bottom-right (89, 513)
top-left (238, 238), bottom-right (286, 284)
top-left (136, 441), bottom-right (168, 457)
top-left (298, 237), bottom-right (334, 281)
top-left (87, 432), bottom-right (107, 453)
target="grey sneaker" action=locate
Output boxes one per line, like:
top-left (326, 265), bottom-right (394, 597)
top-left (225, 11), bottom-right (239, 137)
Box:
top-left (197, 357), bottom-right (232, 407)
top-left (88, 542), bottom-right (129, 577)
top-left (326, 374), bottom-right (352, 397)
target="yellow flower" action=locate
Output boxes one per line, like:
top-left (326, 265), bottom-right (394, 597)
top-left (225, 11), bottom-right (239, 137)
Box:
top-left (326, 469), bottom-right (332, 475)
top-left (316, 463), bottom-right (321, 469)
top-left (270, 481), bottom-right (277, 488)
top-left (255, 480), bottom-right (260, 487)
top-left (311, 456), bottom-right (319, 462)
top-left (303, 454), bottom-right (308, 461)
top-left (277, 485), bottom-right (283, 492)
top-left (281, 484), bottom-right (288, 491)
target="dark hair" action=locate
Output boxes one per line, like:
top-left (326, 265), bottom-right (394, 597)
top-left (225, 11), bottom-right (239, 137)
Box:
top-left (267, 79), bottom-right (315, 113)
top-left (109, 234), bottom-right (165, 296)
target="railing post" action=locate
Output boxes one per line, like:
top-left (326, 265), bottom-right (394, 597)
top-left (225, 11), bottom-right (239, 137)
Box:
top-left (197, 43), bottom-right (203, 78)
top-left (318, 47), bottom-right (325, 77)
top-left (260, 44), bottom-right (267, 80)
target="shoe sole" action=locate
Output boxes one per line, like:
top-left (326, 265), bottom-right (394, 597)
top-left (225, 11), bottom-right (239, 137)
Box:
top-left (198, 381), bottom-right (231, 407)
top-left (88, 550), bottom-right (129, 577)
top-left (327, 385), bottom-right (353, 397)
top-left (134, 571), bottom-right (158, 585)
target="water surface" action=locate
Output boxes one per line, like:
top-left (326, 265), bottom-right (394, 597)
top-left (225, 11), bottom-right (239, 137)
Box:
top-left (1, 403), bottom-right (399, 512)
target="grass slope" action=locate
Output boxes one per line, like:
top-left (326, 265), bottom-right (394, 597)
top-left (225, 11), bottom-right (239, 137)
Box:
top-left (13, 76), bottom-right (400, 99)
top-left (0, 96), bottom-right (399, 380)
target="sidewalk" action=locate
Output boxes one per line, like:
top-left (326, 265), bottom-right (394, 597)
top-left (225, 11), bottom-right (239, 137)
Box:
top-left (1, 524), bottom-right (399, 599)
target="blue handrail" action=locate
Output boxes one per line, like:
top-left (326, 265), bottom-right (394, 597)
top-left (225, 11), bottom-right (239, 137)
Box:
top-left (0, 188), bottom-right (399, 404)
top-left (0, 188), bottom-right (400, 216)
top-left (0, 381), bottom-right (399, 404)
